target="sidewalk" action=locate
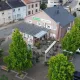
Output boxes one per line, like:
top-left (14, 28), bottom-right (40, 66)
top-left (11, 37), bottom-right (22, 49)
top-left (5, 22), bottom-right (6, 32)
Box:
top-left (0, 20), bottom-right (24, 30)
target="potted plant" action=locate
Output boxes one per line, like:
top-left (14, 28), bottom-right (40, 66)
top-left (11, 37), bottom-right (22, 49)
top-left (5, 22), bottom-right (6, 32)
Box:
top-left (35, 41), bottom-right (40, 49)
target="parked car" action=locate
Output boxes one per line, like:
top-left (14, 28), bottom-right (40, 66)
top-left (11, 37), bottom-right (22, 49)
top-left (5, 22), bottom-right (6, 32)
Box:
top-left (73, 71), bottom-right (80, 80)
top-left (76, 48), bottom-right (80, 54)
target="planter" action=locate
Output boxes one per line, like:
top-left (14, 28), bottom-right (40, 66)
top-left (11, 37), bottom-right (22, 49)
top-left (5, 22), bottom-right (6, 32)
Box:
top-left (15, 72), bottom-right (27, 79)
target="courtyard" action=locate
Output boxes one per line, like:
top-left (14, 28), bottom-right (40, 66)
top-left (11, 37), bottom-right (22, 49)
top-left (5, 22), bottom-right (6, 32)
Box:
top-left (0, 37), bottom-right (80, 80)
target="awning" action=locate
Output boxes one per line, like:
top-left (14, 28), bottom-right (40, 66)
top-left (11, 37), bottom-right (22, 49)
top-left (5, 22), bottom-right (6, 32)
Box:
top-left (34, 31), bottom-right (47, 38)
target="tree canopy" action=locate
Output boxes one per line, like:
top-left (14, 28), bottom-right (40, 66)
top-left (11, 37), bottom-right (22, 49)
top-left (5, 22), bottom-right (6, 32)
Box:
top-left (40, 3), bottom-right (47, 10)
top-left (48, 54), bottom-right (75, 80)
top-left (4, 29), bottom-right (32, 74)
top-left (61, 17), bottom-right (80, 53)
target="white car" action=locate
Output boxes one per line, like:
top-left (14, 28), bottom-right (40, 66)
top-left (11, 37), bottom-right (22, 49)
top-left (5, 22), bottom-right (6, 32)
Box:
top-left (76, 48), bottom-right (80, 53)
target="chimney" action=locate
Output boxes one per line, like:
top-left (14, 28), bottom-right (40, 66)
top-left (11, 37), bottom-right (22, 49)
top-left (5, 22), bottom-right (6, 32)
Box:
top-left (56, 6), bottom-right (59, 14)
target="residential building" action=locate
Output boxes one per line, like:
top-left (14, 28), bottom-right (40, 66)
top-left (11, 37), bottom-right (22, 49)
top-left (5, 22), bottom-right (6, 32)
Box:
top-left (25, 6), bottom-right (74, 40)
top-left (40, 0), bottom-right (48, 4)
top-left (12, 22), bottom-right (49, 47)
top-left (7, 0), bottom-right (26, 21)
top-left (47, 0), bottom-right (68, 7)
top-left (69, 0), bottom-right (80, 12)
top-left (0, 1), bottom-right (13, 25)
top-left (22, 0), bottom-right (40, 16)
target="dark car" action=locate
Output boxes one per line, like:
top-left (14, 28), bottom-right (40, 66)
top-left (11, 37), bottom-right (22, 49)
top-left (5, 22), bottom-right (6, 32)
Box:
top-left (74, 71), bottom-right (80, 80)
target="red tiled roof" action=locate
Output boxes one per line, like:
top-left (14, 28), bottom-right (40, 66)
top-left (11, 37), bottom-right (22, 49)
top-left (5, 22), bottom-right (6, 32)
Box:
top-left (23, 0), bottom-right (40, 4)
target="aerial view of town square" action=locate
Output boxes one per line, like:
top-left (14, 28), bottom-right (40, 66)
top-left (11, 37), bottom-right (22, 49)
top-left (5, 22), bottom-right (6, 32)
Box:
top-left (0, 0), bottom-right (80, 80)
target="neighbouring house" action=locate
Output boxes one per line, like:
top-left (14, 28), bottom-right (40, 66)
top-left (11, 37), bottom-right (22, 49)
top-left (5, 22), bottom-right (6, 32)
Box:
top-left (40, 0), bottom-right (48, 4)
top-left (25, 6), bottom-right (74, 41)
top-left (12, 22), bottom-right (49, 48)
top-left (69, 0), bottom-right (80, 12)
top-left (0, 1), bottom-right (13, 25)
top-left (7, 0), bottom-right (26, 21)
top-left (22, 0), bottom-right (40, 16)
top-left (47, 0), bottom-right (68, 7)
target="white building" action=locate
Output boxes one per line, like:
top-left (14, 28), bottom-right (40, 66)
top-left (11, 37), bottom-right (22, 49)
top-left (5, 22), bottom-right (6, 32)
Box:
top-left (7, 0), bottom-right (26, 21)
top-left (69, 0), bottom-right (80, 11)
top-left (47, 0), bottom-right (68, 7)
top-left (22, 0), bottom-right (40, 16)
top-left (0, 1), bottom-right (13, 25)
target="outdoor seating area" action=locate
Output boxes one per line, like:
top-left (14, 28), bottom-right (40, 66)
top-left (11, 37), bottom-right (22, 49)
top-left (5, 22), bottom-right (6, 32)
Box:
top-left (34, 37), bottom-right (55, 50)
top-left (0, 65), bottom-right (9, 72)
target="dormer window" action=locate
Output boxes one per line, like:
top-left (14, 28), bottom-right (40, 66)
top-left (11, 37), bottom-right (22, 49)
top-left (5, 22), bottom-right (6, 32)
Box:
top-left (18, 8), bottom-right (20, 11)
top-left (2, 12), bottom-right (4, 15)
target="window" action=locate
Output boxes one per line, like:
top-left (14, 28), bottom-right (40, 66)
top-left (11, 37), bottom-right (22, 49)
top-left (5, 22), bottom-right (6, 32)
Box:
top-left (13, 9), bottom-right (15, 12)
top-left (35, 9), bottom-right (38, 12)
top-left (47, 26), bottom-right (50, 28)
top-left (32, 4), bottom-right (34, 8)
top-left (28, 11), bottom-right (31, 15)
top-left (28, 20), bottom-right (32, 23)
top-left (18, 8), bottom-right (20, 11)
top-left (17, 14), bottom-right (21, 18)
top-left (37, 22), bottom-right (41, 26)
top-left (46, 25), bottom-right (51, 29)
top-left (35, 4), bottom-right (38, 7)
top-left (67, 27), bottom-right (71, 32)
top-left (28, 5), bottom-right (30, 9)
top-left (8, 16), bottom-right (11, 19)
top-left (2, 12), bottom-right (4, 15)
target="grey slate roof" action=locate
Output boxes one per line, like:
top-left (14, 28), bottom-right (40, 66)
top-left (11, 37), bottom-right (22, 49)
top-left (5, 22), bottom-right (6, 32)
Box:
top-left (44, 6), bottom-right (74, 27)
top-left (0, 1), bottom-right (11, 11)
top-left (14, 22), bottom-right (49, 36)
top-left (8, 0), bottom-right (26, 8)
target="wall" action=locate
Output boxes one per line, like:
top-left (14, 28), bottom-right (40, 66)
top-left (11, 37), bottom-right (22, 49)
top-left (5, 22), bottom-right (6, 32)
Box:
top-left (47, 0), bottom-right (60, 7)
top-left (23, 33), bottom-right (34, 47)
top-left (0, 9), bottom-right (13, 25)
top-left (25, 11), bottom-right (59, 40)
top-left (12, 6), bottom-right (26, 20)
top-left (26, 2), bottom-right (40, 16)
top-left (60, 22), bottom-right (74, 40)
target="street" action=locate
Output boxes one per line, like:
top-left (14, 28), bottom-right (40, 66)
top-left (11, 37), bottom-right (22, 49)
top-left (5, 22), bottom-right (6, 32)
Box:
top-left (0, 20), bottom-right (24, 38)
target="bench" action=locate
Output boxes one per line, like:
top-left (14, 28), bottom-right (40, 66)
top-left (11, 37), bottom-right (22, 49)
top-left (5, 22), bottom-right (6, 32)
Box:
top-left (0, 66), bottom-right (9, 72)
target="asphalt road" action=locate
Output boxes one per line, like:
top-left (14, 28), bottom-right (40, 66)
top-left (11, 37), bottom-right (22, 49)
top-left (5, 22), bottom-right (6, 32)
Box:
top-left (0, 20), bottom-right (24, 38)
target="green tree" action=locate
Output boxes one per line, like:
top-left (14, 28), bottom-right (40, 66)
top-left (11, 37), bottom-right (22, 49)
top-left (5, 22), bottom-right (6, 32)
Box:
top-left (4, 29), bottom-right (32, 74)
top-left (40, 3), bottom-right (47, 10)
top-left (0, 75), bottom-right (8, 80)
top-left (74, 17), bottom-right (80, 28)
top-left (48, 54), bottom-right (75, 80)
top-left (62, 21), bottom-right (80, 54)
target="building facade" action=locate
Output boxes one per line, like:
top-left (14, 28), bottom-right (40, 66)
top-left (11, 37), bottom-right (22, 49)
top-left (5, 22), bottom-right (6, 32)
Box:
top-left (47, 0), bottom-right (68, 7)
top-left (0, 1), bottom-right (13, 25)
top-left (22, 0), bottom-right (40, 16)
top-left (25, 6), bottom-right (74, 40)
top-left (7, 0), bottom-right (26, 21)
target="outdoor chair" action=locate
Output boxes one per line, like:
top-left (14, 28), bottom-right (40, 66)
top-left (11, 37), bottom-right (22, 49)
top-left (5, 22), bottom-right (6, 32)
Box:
top-left (0, 65), bottom-right (9, 72)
